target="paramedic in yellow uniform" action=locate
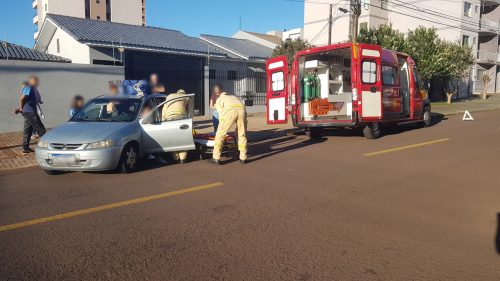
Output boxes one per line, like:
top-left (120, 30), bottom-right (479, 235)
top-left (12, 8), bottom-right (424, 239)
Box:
top-left (162, 89), bottom-right (189, 164)
top-left (212, 92), bottom-right (248, 165)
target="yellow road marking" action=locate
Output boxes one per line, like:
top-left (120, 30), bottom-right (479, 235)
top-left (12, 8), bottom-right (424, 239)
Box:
top-left (0, 182), bottom-right (224, 233)
top-left (363, 138), bottom-right (451, 157)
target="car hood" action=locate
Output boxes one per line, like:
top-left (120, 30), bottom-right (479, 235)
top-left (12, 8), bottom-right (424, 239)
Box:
top-left (42, 122), bottom-right (131, 144)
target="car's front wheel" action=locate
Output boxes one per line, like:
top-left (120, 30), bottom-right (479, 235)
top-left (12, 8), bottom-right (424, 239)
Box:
top-left (117, 143), bottom-right (139, 173)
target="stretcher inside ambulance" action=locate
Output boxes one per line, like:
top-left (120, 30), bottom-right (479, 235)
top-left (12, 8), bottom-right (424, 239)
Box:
top-left (266, 43), bottom-right (431, 139)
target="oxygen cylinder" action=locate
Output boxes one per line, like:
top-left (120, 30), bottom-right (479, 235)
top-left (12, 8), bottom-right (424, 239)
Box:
top-left (311, 74), bottom-right (320, 99)
top-left (304, 75), bottom-right (312, 101)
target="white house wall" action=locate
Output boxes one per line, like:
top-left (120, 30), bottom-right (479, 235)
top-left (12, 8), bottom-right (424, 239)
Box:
top-left (46, 27), bottom-right (91, 64)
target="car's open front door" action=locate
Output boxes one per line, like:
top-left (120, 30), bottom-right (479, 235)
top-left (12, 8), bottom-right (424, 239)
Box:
top-left (358, 44), bottom-right (383, 122)
top-left (266, 56), bottom-right (289, 124)
top-left (141, 94), bottom-right (196, 154)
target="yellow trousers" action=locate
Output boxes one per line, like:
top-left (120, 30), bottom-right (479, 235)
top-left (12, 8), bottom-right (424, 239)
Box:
top-left (213, 108), bottom-right (247, 161)
top-left (166, 114), bottom-right (188, 161)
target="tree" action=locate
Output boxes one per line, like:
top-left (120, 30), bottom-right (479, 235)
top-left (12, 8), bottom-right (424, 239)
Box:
top-left (437, 40), bottom-right (474, 103)
top-left (482, 72), bottom-right (493, 100)
top-left (358, 24), bottom-right (405, 52)
top-left (272, 38), bottom-right (312, 69)
top-left (358, 25), bottom-right (475, 101)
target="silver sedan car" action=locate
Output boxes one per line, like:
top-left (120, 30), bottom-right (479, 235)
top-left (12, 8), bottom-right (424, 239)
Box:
top-left (35, 94), bottom-right (195, 174)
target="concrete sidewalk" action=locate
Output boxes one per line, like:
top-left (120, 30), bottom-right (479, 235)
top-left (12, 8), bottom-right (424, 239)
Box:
top-left (1, 95), bottom-right (499, 171)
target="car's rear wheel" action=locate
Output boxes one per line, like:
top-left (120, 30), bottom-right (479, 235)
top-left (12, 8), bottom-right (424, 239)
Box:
top-left (117, 143), bottom-right (139, 173)
top-left (363, 122), bottom-right (381, 139)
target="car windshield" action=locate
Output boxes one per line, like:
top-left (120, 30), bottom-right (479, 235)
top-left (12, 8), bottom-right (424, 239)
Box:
top-left (70, 98), bottom-right (142, 122)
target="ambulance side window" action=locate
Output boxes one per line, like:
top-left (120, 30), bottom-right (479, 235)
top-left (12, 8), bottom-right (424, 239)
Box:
top-left (382, 65), bottom-right (398, 86)
top-left (362, 61), bottom-right (377, 84)
top-left (413, 66), bottom-right (422, 90)
top-left (271, 71), bottom-right (285, 92)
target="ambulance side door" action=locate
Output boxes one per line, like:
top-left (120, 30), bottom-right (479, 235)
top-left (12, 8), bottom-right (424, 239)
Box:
top-left (266, 56), bottom-right (289, 124)
top-left (409, 60), bottom-right (424, 119)
top-left (358, 45), bottom-right (383, 122)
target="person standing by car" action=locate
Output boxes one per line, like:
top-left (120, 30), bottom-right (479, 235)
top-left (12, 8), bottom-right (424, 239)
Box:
top-left (69, 95), bottom-right (85, 118)
top-left (210, 84), bottom-right (222, 132)
top-left (13, 76), bottom-right (46, 154)
top-left (150, 73), bottom-right (166, 94)
top-left (162, 89), bottom-right (189, 164)
top-left (211, 92), bottom-right (248, 165)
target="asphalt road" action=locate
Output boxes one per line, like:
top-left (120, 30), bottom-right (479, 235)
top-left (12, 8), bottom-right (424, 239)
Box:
top-left (1, 110), bottom-right (499, 281)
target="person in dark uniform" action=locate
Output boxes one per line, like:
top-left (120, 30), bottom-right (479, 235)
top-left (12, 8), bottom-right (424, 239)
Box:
top-left (13, 76), bottom-right (46, 154)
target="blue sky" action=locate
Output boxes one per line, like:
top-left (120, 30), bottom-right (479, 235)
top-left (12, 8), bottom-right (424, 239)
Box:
top-left (0, 0), bottom-right (304, 48)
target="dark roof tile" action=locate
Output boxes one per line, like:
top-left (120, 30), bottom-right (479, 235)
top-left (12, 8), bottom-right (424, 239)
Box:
top-left (47, 14), bottom-right (226, 57)
top-left (0, 40), bottom-right (69, 62)
top-left (200, 34), bottom-right (273, 60)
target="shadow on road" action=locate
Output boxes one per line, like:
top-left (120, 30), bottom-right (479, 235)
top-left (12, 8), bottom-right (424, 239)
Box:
top-left (496, 213), bottom-right (500, 254)
top-left (318, 113), bottom-right (447, 139)
top-left (242, 134), bottom-right (325, 164)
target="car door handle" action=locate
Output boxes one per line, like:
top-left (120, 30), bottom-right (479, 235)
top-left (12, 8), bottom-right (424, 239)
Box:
top-left (370, 87), bottom-right (377, 93)
top-left (180, 124), bottom-right (190, 130)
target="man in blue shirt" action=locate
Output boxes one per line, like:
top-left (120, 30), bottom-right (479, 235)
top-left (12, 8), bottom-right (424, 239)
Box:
top-left (14, 76), bottom-right (46, 153)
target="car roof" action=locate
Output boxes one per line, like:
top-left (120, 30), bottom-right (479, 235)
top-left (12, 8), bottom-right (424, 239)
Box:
top-left (94, 93), bottom-right (167, 100)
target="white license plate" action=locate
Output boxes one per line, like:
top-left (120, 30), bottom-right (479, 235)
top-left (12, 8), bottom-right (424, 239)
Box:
top-left (51, 154), bottom-right (76, 166)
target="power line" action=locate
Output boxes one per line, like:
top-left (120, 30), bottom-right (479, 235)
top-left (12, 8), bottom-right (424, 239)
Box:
top-left (283, 0), bottom-right (485, 34)
top-left (389, 0), bottom-right (484, 29)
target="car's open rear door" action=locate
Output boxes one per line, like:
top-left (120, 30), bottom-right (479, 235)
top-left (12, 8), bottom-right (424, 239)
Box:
top-left (266, 56), bottom-right (289, 125)
top-left (358, 44), bottom-right (383, 122)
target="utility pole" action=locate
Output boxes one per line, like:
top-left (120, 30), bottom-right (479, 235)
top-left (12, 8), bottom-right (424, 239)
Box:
top-left (328, 4), bottom-right (333, 45)
top-left (350, 0), bottom-right (362, 42)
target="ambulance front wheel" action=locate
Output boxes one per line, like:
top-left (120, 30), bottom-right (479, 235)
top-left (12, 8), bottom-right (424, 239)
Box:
top-left (420, 106), bottom-right (431, 128)
top-left (363, 122), bottom-right (381, 139)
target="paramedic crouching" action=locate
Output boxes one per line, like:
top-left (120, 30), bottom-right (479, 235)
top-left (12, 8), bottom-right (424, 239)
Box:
top-left (162, 89), bottom-right (189, 164)
top-left (212, 92), bottom-right (248, 165)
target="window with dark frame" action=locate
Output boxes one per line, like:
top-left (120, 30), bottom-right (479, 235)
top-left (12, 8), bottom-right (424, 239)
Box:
top-left (209, 69), bottom-right (216, 79)
top-left (464, 2), bottom-right (472, 17)
top-left (227, 70), bottom-right (237, 80)
top-left (256, 73), bottom-right (266, 93)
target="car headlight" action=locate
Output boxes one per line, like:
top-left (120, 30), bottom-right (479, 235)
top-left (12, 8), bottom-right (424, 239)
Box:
top-left (86, 139), bottom-right (114, 149)
top-left (37, 140), bottom-right (49, 148)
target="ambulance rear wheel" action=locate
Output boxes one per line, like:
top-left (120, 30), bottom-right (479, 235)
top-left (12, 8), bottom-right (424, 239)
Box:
top-left (420, 106), bottom-right (431, 128)
top-left (363, 123), bottom-right (381, 139)
top-left (306, 127), bottom-right (323, 139)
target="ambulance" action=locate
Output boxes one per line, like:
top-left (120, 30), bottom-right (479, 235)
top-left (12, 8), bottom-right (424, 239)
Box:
top-left (266, 43), bottom-right (431, 139)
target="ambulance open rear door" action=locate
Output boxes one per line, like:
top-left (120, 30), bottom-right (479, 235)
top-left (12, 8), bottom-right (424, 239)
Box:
top-left (358, 44), bottom-right (383, 122)
top-left (266, 56), bottom-right (288, 125)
